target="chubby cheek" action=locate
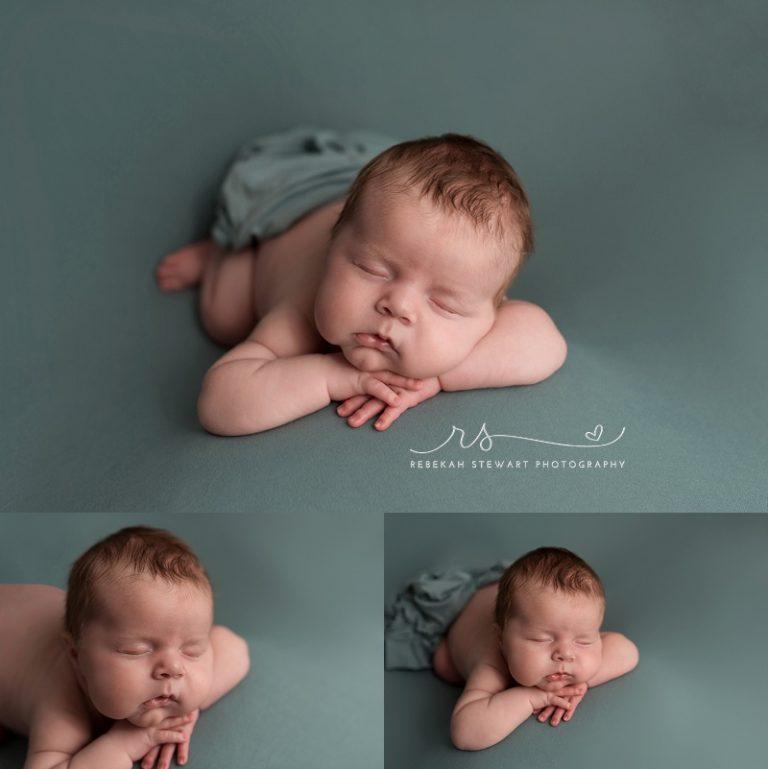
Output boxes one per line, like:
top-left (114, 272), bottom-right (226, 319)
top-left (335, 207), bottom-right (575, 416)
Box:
top-left (84, 660), bottom-right (149, 719)
top-left (315, 270), bottom-right (366, 345)
top-left (506, 646), bottom-right (547, 687)
top-left (580, 647), bottom-right (603, 682)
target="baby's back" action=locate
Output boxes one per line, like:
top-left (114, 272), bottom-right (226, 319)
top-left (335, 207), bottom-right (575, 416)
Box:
top-left (0, 585), bottom-right (72, 735)
top-left (446, 582), bottom-right (510, 680)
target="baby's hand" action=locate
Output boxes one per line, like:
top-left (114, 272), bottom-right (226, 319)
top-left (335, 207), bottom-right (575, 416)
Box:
top-left (337, 376), bottom-right (441, 430)
top-left (526, 683), bottom-right (587, 715)
top-left (532, 683), bottom-right (588, 726)
top-left (325, 353), bottom-right (423, 409)
top-left (109, 713), bottom-right (194, 763)
top-left (141, 709), bottom-right (200, 769)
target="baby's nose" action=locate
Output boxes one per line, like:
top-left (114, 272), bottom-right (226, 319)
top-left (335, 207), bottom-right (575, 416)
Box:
top-left (553, 646), bottom-right (575, 662)
top-left (153, 660), bottom-right (184, 679)
top-left (376, 292), bottom-right (415, 324)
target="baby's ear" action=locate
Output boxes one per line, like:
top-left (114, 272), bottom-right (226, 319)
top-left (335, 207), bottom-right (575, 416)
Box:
top-left (62, 631), bottom-right (79, 662)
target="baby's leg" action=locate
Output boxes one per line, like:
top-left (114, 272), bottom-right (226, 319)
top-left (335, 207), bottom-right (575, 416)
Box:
top-left (156, 239), bottom-right (257, 346)
top-left (433, 637), bottom-right (464, 685)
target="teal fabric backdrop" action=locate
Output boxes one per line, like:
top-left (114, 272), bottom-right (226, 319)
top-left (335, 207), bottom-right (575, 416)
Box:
top-left (385, 513), bottom-right (768, 767)
top-left (1, 1), bottom-right (766, 511)
top-left (0, 512), bottom-right (382, 769)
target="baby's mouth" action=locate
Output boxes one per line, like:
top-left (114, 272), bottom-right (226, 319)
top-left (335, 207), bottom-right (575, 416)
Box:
top-left (354, 332), bottom-right (396, 353)
top-left (545, 672), bottom-right (572, 682)
top-left (143, 694), bottom-right (178, 709)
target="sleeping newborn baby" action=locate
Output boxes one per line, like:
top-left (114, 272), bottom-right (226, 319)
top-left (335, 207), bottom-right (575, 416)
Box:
top-left (0, 526), bottom-right (250, 769)
top-left (155, 126), bottom-right (567, 435)
top-left (386, 547), bottom-right (638, 751)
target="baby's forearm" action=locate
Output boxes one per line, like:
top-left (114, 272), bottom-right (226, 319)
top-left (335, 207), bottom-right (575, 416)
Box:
top-left (451, 686), bottom-right (533, 751)
top-left (439, 300), bottom-right (567, 392)
top-left (26, 732), bottom-right (132, 769)
top-left (588, 632), bottom-right (639, 687)
top-left (200, 625), bottom-right (250, 710)
top-left (198, 353), bottom-right (335, 435)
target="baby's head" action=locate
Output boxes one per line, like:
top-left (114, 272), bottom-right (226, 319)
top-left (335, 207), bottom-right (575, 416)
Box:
top-left (314, 133), bottom-right (534, 378)
top-left (65, 526), bottom-right (214, 726)
top-left (495, 547), bottom-right (605, 691)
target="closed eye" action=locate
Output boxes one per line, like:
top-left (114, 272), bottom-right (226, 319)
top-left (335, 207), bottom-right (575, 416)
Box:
top-left (118, 649), bottom-right (150, 655)
top-left (430, 298), bottom-right (460, 315)
top-left (354, 262), bottom-right (387, 278)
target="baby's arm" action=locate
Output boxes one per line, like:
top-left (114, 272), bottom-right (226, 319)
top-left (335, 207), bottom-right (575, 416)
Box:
top-left (450, 663), bottom-right (582, 751)
top-left (438, 300), bottom-right (567, 392)
top-left (24, 712), bottom-right (191, 769)
top-left (587, 631), bottom-right (639, 687)
top-left (197, 304), bottom-right (420, 435)
top-left (199, 625), bottom-right (251, 710)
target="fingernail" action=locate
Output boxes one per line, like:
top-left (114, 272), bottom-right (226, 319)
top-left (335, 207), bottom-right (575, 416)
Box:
top-left (376, 420), bottom-right (384, 429)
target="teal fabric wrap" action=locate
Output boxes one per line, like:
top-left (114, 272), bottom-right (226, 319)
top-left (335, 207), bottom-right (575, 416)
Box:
top-left (385, 562), bottom-right (508, 670)
top-left (210, 125), bottom-right (398, 250)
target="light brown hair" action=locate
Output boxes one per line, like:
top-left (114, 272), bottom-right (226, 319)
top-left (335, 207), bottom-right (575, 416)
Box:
top-left (330, 133), bottom-right (534, 306)
top-left (65, 526), bottom-right (212, 640)
top-left (494, 547), bottom-right (605, 629)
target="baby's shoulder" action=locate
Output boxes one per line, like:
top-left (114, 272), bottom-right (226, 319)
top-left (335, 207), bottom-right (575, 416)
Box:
top-left (27, 662), bottom-right (93, 755)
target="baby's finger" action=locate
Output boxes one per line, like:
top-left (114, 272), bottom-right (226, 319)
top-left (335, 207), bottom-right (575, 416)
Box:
top-left (363, 379), bottom-right (401, 407)
top-left (177, 738), bottom-right (190, 765)
top-left (555, 686), bottom-right (585, 698)
top-left (141, 746), bottom-right (160, 769)
top-left (158, 713), bottom-right (194, 729)
top-left (157, 742), bottom-right (176, 769)
top-left (348, 398), bottom-right (385, 428)
top-left (538, 705), bottom-right (555, 723)
top-left (563, 693), bottom-right (585, 722)
top-left (550, 706), bottom-right (567, 726)
top-left (152, 730), bottom-right (187, 745)
top-left (375, 371), bottom-right (423, 390)
top-left (374, 404), bottom-right (407, 431)
top-left (337, 395), bottom-right (368, 417)
top-left (551, 696), bottom-right (572, 711)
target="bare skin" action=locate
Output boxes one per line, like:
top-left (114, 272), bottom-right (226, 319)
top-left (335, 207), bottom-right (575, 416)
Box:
top-left (434, 583), bottom-right (639, 751)
top-left (156, 188), bottom-right (568, 436)
top-left (0, 583), bottom-right (250, 769)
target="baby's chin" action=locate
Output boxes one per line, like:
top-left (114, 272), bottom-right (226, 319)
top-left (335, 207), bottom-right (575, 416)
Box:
top-left (536, 676), bottom-right (584, 692)
top-left (342, 346), bottom-right (406, 374)
top-left (342, 345), bottom-right (438, 379)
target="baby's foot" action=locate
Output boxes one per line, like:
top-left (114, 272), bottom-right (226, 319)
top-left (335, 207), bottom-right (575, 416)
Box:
top-left (155, 239), bottom-right (219, 292)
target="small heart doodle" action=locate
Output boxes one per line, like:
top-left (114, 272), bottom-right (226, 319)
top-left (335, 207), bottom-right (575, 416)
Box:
top-left (585, 425), bottom-right (604, 442)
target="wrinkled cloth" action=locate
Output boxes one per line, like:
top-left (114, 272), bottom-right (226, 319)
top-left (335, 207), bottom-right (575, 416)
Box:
top-left (210, 125), bottom-right (398, 250)
top-left (385, 562), bottom-right (508, 670)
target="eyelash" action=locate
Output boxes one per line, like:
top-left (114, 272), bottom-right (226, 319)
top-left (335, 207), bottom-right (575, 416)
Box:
top-left (119, 648), bottom-right (204, 657)
top-left (354, 262), bottom-right (460, 314)
top-left (355, 262), bottom-right (387, 278)
top-left (430, 298), bottom-right (458, 315)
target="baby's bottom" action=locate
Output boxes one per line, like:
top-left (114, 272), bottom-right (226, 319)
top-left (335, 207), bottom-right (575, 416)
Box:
top-left (156, 240), bottom-right (257, 346)
top-left (433, 637), bottom-right (464, 685)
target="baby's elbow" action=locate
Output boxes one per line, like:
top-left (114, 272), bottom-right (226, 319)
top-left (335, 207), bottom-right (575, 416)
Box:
top-left (450, 717), bottom-right (489, 752)
top-left (197, 371), bottom-right (262, 437)
top-left (611, 632), bottom-right (640, 673)
top-left (511, 303), bottom-right (568, 385)
top-left (236, 634), bottom-right (251, 682)
top-left (624, 637), bottom-right (640, 672)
